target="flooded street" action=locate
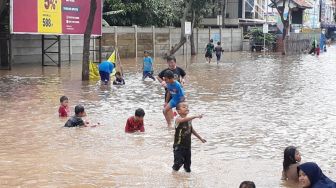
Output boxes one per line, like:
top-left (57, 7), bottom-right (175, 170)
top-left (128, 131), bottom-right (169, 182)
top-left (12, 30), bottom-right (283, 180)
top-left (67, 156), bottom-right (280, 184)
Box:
top-left (1, 47), bottom-right (336, 188)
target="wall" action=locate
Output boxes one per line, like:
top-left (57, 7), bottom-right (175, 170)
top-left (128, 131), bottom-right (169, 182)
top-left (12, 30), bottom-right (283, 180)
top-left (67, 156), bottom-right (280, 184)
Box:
top-left (101, 26), bottom-right (243, 58)
top-left (8, 26), bottom-right (243, 64)
top-left (10, 34), bottom-right (92, 65)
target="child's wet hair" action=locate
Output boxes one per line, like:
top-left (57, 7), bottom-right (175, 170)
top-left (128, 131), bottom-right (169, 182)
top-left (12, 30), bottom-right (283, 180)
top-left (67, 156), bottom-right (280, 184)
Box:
top-left (166, 55), bottom-right (176, 62)
top-left (135, 108), bottom-right (145, 117)
top-left (283, 146), bottom-right (298, 172)
top-left (239, 181), bottom-right (256, 188)
top-left (217, 42), bottom-right (221, 45)
top-left (115, 71), bottom-right (121, 76)
top-left (176, 102), bottom-right (186, 110)
top-left (164, 70), bottom-right (174, 79)
top-left (75, 105), bottom-right (85, 115)
top-left (60, 96), bottom-right (68, 103)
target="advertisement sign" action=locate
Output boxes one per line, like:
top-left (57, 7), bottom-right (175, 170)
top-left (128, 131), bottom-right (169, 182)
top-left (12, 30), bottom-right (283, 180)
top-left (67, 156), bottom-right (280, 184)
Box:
top-left (11, 0), bottom-right (102, 35)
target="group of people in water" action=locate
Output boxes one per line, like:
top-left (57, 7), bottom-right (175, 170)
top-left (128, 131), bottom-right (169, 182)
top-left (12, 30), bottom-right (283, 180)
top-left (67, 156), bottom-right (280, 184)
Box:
top-left (281, 146), bottom-right (335, 188)
top-left (57, 49), bottom-right (335, 187)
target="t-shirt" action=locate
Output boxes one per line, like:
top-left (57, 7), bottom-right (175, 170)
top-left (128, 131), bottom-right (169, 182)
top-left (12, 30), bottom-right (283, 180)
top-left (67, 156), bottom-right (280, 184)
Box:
top-left (206, 43), bottom-right (214, 53)
top-left (173, 117), bottom-right (193, 149)
top-left (214, 46), bottom-right (223, 55)
top-left (59, 105), bottom-right (70, 117)
top-left (143, 57), bottom-right (153, 72)
top-left (64, 116), bottom-right (85, 127)
top-left (99, 61), bottom-right (114, 73)
top-left (158, 67), bottom-right (186, 83)
top-left (167, 81), bottom-right (185, 101)
top-left (125, 116), bottom-right (145, 133)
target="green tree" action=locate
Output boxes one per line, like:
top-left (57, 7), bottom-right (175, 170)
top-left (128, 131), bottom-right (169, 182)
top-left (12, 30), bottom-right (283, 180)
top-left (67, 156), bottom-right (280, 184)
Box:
top-left (104, 0), bottom-right (177, 27)
top-left (169, 0), bottom-right (212, 55)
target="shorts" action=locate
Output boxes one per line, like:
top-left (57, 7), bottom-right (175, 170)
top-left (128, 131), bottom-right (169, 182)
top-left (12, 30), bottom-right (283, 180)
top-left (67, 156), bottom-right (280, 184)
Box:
top-left (168, 97), bottom-right (185, 108)
top-left (172, 146), bottom-right (191, 172)
top-left (216, 53), bottom-right (221, 61)
top-left (205, 51), bottom-right (212, 58)
top-left (99, 71), bottom-right (110, 84)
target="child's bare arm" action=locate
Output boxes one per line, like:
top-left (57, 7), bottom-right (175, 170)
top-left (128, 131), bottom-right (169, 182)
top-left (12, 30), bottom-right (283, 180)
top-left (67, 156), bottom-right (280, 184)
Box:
top-left (175, 114), bottom-right (203, 123)
top-left (165, 92), bottom-right (171, 103)
top-left (192, 128), bottom-right (206, 143)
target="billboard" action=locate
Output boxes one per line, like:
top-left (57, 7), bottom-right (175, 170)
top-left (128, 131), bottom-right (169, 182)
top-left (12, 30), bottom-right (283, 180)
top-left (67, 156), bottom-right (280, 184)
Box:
top-left (11, 0), bottom-right (102, 35)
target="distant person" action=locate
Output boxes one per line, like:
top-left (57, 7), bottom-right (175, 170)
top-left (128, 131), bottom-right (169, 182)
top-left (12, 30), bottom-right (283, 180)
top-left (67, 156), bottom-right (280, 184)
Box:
top-left (125, 108), bottom-right (145, 133)
top-left (205, 39), bottom-right (214, 63)
top-left (99, 61), bottom-right (114, 85)
top-left (239, 181), bottom-right (256, 188)
top-left (298, 162), bottom-right (336, 188)
top-left (214, 41), bottom-right (224, 64)
top-left (163, 70), bottom-right (185, 127)
top-left (309, 40), bottom-right (317, 54)
top-left (59, 96), bottom-right (70, 117)
top-left (172, 102), bottom-right (206, 173)
top-left (142, 50), bottom-right (155, 81)
top-left (315, 44), bottom-right (320, 56)
top-left (282, 146), bottom-right (301, 183)
top-left (113, 71), bottom-right (125, 85)
top-left (158, 55), bottom-right (186, 125)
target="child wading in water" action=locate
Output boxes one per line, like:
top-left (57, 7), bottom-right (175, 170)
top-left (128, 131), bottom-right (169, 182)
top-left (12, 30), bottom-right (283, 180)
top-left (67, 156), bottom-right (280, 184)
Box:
top-left (172, 102), bottom-right (206, 172)
top-left (125, 108), bottom-right (145, 133)
top-left (142, 50), bottom-right (155, 81)
top-left (163, 70), bottom-right (185, 127)
top-left (214, 42), bottom-right (224, 64)
top-left (282, 146), bottom-right (301, 183)
top-left (64, 105), bottom-right (98, 127)
top-left (59, 96), bottom-right (70, 117)
top-left (113, 71), bottom-right (125, 85)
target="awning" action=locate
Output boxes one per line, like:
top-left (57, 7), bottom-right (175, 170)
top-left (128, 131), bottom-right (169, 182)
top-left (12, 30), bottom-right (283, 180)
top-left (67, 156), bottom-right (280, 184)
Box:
top-left (269, 0), bottom-right (312, 9)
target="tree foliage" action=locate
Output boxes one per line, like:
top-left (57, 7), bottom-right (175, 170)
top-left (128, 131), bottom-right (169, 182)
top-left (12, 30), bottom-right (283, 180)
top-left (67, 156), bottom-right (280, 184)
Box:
top-left (104, 0), bottom-right (181, 27)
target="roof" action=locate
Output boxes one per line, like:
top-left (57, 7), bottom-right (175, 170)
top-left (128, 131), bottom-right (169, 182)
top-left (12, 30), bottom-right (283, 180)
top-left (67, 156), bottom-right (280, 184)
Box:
top-left (269, 0), bottom-right (313, 9)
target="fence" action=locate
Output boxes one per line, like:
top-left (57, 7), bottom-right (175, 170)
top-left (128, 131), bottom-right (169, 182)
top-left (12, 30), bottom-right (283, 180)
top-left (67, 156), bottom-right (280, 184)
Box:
top-left (285, 32), bottom-right (320, 54)
top-left (101, 26), bottom-right (243, 58)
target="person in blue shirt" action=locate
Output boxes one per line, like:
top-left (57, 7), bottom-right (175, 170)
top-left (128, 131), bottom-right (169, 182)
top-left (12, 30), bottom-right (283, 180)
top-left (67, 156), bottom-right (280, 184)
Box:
top-left (163, 70), bottom-right (185, 127)
top-left (142, 51), bottom-right (155, 81)
top-left (99, 61), bottom-right (114, 85)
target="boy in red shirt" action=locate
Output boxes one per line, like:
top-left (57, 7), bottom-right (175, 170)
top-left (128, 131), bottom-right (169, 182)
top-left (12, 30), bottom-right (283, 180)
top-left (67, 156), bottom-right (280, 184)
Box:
top-left (125, 108), bottom-right (145, 133)
top-left (58, 96), bottom-right (70, 117)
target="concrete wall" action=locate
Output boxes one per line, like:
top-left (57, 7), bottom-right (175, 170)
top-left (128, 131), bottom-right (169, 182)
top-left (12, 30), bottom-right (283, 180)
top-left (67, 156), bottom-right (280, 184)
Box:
top-left (11, 34), bottom-right (92, 65)
top-left (9, 26), bottom-right (243, 64)
top-left (101, 26), bottom-right (243, 58)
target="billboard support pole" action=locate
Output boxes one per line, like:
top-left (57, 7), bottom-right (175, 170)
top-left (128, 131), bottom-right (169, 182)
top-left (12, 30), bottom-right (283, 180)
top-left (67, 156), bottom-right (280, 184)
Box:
top-left (57, 35), bottom-right (61, 67)
top-left (98, 36), bottom-right (102, 63)
top-left (42, 35), bottom-right (61, 67)
top-left (42, 35), bottom-right (44, 66)
top-left (68, 35), bottom-right (71, 63)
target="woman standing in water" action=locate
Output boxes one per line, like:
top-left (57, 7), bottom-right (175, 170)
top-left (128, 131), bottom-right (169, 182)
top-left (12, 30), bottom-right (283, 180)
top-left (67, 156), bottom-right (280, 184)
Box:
top-left (282, 146), bottom-right (302, 183)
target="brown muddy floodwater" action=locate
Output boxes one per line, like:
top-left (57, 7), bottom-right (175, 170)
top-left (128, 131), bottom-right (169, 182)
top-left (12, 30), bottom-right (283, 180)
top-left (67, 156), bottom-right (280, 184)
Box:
top-left (1, 48), bottom-right (336, 188)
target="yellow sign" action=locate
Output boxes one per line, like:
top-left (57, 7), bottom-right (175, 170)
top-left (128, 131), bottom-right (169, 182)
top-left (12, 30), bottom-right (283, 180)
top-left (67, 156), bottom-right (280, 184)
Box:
top-left (38, 0), bottom-right (62, 33)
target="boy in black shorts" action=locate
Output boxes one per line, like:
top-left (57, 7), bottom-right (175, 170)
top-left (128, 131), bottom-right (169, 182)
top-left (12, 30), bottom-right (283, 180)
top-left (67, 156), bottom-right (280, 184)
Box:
top-left (172, 102), bottom-right (206, 172)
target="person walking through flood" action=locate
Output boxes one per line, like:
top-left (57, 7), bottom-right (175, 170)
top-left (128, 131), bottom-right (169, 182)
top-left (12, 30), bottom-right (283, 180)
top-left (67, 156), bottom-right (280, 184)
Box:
top-left (157, 55), bottom-right (186, 126)
top-left (205, 39), bottom-right (214, 63)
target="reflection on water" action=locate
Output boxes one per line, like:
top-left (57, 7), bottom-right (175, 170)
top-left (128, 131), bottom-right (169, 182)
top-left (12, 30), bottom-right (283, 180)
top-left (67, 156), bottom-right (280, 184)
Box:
top-left (1, 48), bottom-right (336, 187)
